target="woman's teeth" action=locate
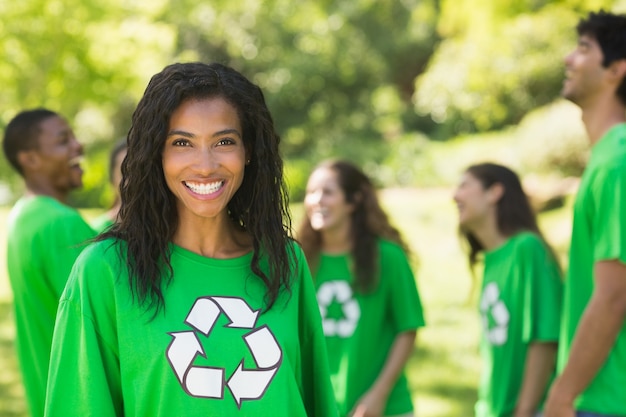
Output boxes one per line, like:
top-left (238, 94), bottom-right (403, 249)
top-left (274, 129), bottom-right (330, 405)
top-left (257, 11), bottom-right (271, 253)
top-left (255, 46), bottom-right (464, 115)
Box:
top-left (184, 181), bottom-right (224, 195)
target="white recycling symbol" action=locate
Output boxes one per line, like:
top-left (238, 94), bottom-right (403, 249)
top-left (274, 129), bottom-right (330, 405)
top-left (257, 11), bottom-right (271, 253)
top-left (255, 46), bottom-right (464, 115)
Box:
top-left (166, 296), bottom-right (282, 407)
top-left (316, 281), bottom-right (361, 338)
top-left (479, 282), bottom-right (510, 346)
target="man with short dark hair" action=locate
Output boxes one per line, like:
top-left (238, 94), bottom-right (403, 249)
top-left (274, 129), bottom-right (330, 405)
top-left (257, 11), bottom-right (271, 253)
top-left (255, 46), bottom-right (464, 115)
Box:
top-left (545, 10), bottom-right (626, 417)
top-left (2, 109), bottom-right (95, 416)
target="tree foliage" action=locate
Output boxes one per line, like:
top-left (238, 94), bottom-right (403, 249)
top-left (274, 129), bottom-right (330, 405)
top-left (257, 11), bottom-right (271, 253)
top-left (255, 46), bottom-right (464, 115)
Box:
top-left (0, 0), bottom-right (623, 204)
top-left (413, 0), bottom-right (616, 138)
top-left (0, 0), bottom-right (176, 203)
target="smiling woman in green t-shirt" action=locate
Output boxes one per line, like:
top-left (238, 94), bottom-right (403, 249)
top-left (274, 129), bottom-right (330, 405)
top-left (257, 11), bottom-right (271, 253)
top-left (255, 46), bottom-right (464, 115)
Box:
top-left (454, 163), bottom-right (563, 417)
top-left (44, 63), bottom-right (338, 417)
top-left (298, 160), bottom-right (425, 417)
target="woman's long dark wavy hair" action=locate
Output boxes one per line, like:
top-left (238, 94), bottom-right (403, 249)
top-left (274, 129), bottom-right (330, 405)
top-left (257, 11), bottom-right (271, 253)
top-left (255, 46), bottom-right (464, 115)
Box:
top-left (99, 62), bottom-right (293, 313)
top-left (460, 163), bottom-right (558, 270)
top-left (297, 160), bottom-right (410, 293)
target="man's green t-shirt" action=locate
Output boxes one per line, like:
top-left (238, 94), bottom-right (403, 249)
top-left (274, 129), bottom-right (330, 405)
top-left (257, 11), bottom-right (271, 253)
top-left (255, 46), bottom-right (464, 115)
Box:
top-left (45, 239), bottom-right (338, 417)
top-left (313, 239), bottom-right (425, 417)
top-left (6, 195), bottom-right (95, 417)
top-left (476, 232), bottom-right (562, 417)
top-left (558, 123), bottom-right (626, 415)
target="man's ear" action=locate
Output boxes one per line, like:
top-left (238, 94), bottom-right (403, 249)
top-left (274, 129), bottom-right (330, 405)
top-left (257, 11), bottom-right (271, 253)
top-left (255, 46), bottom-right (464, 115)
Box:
top-left (16, 149), bottom-right (41, 173)
top-left (609, 59), bottom-right (626, 83)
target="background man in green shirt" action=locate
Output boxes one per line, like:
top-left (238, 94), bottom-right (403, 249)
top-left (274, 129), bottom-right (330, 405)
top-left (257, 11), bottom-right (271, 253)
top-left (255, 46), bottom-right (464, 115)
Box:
top-left (2, 109), bottom-right (95, 417)
top-left (545, 10), bottom-right (626, 417)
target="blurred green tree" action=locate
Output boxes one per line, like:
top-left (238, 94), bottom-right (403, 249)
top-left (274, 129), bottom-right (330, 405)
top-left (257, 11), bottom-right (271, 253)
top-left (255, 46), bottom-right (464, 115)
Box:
top-left (0, 0), bottom-right (622, 205)
top-left (0, 0), bottom-right (175, 204)
top-left (413, 0), bottom-right (615, 138)
top-left (165, 0), bottom-right (439, 198)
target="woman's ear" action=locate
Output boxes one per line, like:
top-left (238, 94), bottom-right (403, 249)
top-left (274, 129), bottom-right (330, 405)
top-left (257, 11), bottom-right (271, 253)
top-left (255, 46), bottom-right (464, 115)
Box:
top-left (487, 182), bottom-right (504, 204)
top-left (347, 191), bottom-right (363, 212)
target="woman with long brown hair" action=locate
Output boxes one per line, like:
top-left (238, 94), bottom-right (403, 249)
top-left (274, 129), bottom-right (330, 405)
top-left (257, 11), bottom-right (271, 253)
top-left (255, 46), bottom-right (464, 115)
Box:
top-left (298, 159), bottom-right (425, 417)
top-left (453, 162), bottom-right (563, 417)
top-left (45, 62), bottom-right (338, 417)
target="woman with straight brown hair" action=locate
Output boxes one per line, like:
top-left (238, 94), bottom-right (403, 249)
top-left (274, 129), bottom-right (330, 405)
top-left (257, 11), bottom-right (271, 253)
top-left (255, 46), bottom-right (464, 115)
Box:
top-left (299, 159), bottom-right (425, 417)
top-left (453, 162), bottom-right (563, 417)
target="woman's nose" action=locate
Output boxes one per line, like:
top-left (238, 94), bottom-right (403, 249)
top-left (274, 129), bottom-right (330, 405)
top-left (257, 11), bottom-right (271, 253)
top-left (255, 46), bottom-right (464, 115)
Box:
top-left (195, 148), bottom-right (219, 172)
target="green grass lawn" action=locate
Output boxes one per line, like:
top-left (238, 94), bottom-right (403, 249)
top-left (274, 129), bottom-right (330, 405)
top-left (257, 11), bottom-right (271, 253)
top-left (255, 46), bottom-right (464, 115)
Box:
top-left (0, 189), bottom-right (572, 417)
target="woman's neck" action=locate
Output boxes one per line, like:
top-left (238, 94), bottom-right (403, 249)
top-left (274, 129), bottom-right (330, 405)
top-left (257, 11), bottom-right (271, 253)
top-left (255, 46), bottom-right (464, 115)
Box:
top-left (173, 214), bottom-right (252, 258)
top-left (320, 223), bottom-right (352, 255)
top-left (472, 216), bottom-right (507, 252)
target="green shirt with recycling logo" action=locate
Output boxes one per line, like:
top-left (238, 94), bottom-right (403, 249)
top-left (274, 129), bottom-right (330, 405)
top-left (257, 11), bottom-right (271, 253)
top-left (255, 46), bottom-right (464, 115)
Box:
top-left (476, 232), bottom-right (562, 417)
top-left (45, 239), bottom-right (338, 417)
top-left (314, 239), bottom-right (425, 417)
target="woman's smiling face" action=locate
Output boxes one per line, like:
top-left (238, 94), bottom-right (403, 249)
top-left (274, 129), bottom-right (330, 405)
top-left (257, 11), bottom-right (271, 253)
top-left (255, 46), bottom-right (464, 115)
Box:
top-left (304, 166), bottom-right (355, 232)
top-left (162, 97), bottom-right (246, 223)
top-left (453, 171), bottom-right (494, 231)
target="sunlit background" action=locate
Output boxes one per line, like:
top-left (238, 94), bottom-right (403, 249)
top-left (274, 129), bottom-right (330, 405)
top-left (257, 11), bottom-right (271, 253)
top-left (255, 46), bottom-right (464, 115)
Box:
top-left (1, 0), bottom-right (625, 415)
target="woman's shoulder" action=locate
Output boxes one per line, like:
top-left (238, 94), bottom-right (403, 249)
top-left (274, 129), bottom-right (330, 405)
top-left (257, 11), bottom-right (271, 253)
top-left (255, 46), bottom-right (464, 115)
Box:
top-left (511, 231), bottom-right (542, 244)
top-left (75, 238), bottom-right (126, 268)
top-left (377, 237), bottom-right (406, 254)
top-left (286, 238), bottom-right (307, 263)
top-left (508, 231), bottom-right (548, 254)
top-left (63, 239), bottom-right (128, 302)
top-left (256, 238), bottom-right (306, 274)
top-left (377, 238), bottom-right (411, 264)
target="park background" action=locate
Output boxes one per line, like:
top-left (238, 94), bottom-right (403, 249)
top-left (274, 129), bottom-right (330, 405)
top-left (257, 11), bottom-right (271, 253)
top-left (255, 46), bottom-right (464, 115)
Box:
top-left (0, 0), bottom-right (624, 415)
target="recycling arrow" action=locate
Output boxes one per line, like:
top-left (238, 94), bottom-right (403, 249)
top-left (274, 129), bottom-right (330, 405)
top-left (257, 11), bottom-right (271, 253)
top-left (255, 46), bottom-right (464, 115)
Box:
top-left (227, 362), bottom-right (278, 407)
top-left (167, 331), bottom-right (204, 381)
top-left (480, 282), bottom-right (510, 346)
top-left (316, 280), bottom-right (361, 337)
top-left (186, 366), bottom-right (225, 398)
top-left (244, 325), bottom-right (282, 367)
top-left (166, 331), bottom-right (224, 398)
top-left (166, 296), bottom-right (282, 407)
top-left (211, 296), bottom-right (260, 329)
top-left (185, 298), bottom-right (221, 335)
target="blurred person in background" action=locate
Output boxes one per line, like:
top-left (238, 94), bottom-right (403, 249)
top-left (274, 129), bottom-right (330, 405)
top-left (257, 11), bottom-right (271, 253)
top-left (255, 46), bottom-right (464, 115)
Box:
top-left (91, 139), bottom-right (127, 232)
top-left (454, 162), bottom-right (562, 417)
top-left (545, 10), bottom-right (626, 417)
top-left (2, 108), bottom-right (96, 417)
top-left (298, 159), bottom-right (425, 417)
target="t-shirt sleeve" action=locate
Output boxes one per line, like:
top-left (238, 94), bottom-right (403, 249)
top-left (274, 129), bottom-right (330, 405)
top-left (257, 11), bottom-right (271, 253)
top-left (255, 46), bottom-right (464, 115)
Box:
top-left (520, 236), bottom-right (563, 343)
top-left (591, 166), bottom-right (626, 264)
top-left (383, 243), bottom-right (426, 333)
top-left (41, 211), bottom-right (96, 299)
top-left (294, 245), bottom-right (340, 417)
top-left (45, 245), bottom-right (122, 417)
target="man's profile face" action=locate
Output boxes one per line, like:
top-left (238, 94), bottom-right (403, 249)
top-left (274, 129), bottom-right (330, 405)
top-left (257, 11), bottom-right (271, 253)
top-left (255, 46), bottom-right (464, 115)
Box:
top-left (33, 115), bottom-right (85, 193)
top-left (562, 34), bottom-right (608, 105)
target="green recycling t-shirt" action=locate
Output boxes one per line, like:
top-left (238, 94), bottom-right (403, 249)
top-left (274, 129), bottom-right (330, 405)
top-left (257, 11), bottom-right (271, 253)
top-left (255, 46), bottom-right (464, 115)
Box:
top-left (313, 239), bottom-right (425, 417)
top-left (45, 239), bottom-right (338, 417)
top-left (475, 232), bottom-right (562, 417)
top-left (558, 123), bottom-right (626, 415)
top-left (6, 195), bottom-right (95, 417)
